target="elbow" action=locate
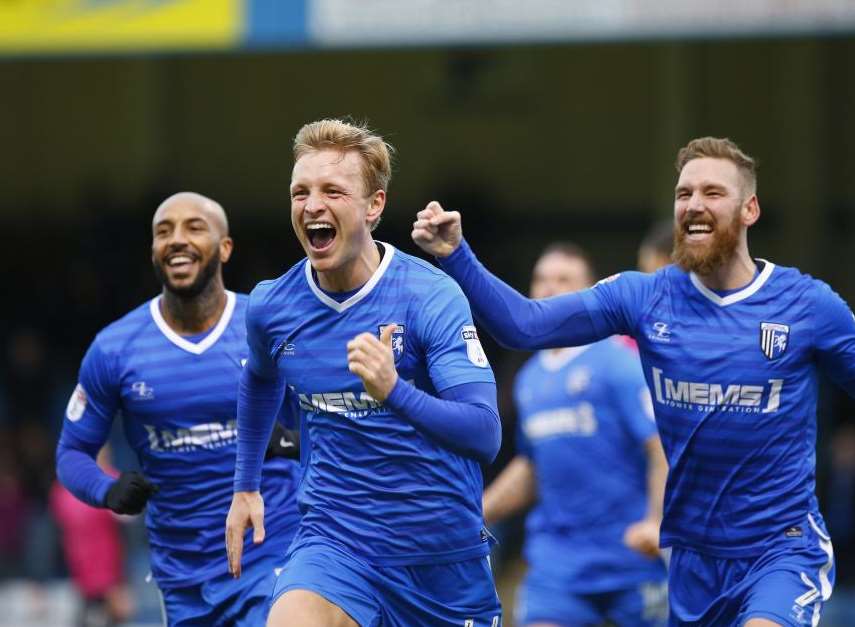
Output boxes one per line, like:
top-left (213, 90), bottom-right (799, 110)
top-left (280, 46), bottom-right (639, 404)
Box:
top-left (477, 414), bottom-right (502, 465)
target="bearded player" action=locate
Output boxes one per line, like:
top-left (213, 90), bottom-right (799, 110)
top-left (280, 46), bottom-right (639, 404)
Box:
top-left (413, 137), bottom-right (854, 626)
top-left (56, 192), bottom-right (301, 626)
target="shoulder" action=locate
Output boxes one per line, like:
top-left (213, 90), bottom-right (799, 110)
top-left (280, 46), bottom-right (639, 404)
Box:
top-left (248, 261), bottom-right (307, 309)
top-left (388, 245), bottom-right (465, 299)
top-left (765, 261), bottom-right (843, 305)
top-left (389, 246), bottom-right (451, 281)
top-left (91, 299), bottom-right (157, 356)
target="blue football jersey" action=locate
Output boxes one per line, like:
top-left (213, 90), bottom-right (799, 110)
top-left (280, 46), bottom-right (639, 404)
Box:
top-left (246, 242), bottom-right (497, 566)
top-left (514, 339), bottom-right (665, 590)
top-left (63, 291), bottom-right (301, 587)
top-left (579, 262), bottom-right (855, 557)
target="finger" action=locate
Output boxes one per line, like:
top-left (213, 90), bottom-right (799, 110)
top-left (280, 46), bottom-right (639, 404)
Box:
top-left (412, 219), bottom-right (437, 232)
top-left (411, 228), bottom-right (435, 243)
top-left (348, 362), bottom-right (370, 380)
top-left (227, 527), bottom-right (244, 577)
top-left (416, 208), bottom-right (436, 220)
top-left (250, 507), bottom-right (265, 545)
top-left (430, 210), bottom-right (460, 227)
top-left (424, 201), bottom-right (444, 217)
top-left (347, 347), bottom-right (372, 365)
top-left (379, 324), bottom-right (397, 347)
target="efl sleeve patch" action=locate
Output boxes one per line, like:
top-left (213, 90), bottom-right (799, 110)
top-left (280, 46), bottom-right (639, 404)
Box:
top-left (461, 325), bottom-right (490, 368)
top-left (65, 383), bottom-right (88, 422)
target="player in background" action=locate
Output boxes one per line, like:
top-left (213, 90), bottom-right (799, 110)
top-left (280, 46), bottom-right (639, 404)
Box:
top-left (56, 193), bottom-right (301, 626)
top-left (226, 119), bottom-right (503, 627)
top-left (482, 243), bottom-right (668, 627)
top-left (637, 220), bottom-right (674, 274)
top-left (413, 137), bottom-right (855, 626)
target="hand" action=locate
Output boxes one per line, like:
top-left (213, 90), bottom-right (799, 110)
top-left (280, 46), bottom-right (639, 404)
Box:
top-left (623, 517), bottom-right (661, 559)
top-left (104, 471), bottom-right (158, 515)
top-left (411, 201), bottom-right (463, 258)
top-left (225, 491), bottom-right (265, 578)
top-left (265, 422), bottom-right (300, 460)
top-left (347, 324), bottom-right (399, 402)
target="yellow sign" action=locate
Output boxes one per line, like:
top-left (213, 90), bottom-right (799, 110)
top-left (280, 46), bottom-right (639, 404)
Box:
top-left (0, 0), bottom-right (241, 53)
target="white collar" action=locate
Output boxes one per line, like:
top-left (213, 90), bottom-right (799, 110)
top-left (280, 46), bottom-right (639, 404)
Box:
top-left (538, 345), bottom-right (592, 371)
top-left (149, 290), bottom-right (236, 355)
top-left (304, 241), bottom-right (395, 313)
top-left (688, 259), bottom-right (775, 307)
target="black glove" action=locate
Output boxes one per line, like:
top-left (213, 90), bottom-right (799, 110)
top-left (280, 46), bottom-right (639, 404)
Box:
top-left (104, 471), bottom-right (158, 515)
top-left (265, 422), bottom-right (300, 460)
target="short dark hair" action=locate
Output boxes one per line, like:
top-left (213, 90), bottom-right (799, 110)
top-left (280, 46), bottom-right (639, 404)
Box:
top-left (539, 242), bottom-right (596, 282)
top-left (640, 219), bottom-right (674, 257)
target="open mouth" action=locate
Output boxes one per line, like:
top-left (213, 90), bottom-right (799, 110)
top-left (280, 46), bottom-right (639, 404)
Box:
top-left (684, 222), bottom-right (714, 241)
top-left (306, 222), bottom-right (337, 252)
top-left (165, 253), bottom-right (198, 271)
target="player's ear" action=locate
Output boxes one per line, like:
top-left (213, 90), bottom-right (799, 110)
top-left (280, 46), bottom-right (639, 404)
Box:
top-left (366, 190), bottom-right (386, 229)
top-left (742, 194), bottom-right (760, 227)
top-left (219, 236), bottom-right (234, 263)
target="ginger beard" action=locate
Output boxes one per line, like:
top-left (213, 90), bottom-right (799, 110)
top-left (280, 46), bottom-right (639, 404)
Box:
top-left (672, 205), bottom-right (742, 276)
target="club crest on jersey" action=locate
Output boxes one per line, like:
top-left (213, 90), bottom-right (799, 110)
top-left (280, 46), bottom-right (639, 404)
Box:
top-left (760, 322), bottom-right (789, 360)
top-left (461, 325), bottom-right (490, 368)
top-left (379, 324), bottom-right (405, 362)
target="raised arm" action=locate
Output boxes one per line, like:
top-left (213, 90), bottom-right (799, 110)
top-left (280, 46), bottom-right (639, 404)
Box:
top-left (412, 202), bottom-right (622, 350)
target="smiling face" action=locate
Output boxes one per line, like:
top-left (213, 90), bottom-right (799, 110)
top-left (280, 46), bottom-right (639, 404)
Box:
top-left (290, 148), bottom-right (385, 280)
top-left (151, 193), bottom-right (232, 297)
top-left (672, 157), bottom-right (757, 276)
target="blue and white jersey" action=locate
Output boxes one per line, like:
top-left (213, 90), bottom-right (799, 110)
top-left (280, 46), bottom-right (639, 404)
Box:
top-left (246, 242), bottom-right (496, 566)
top-left (514, 339), bottom-right (664, 589)
top-left (63, 291), bottom-right (301, 587)
top-left (579, 262), bottom-right (855, 557)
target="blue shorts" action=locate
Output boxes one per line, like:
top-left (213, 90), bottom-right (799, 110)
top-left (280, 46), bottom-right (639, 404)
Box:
top-left (158, 555), bottom-right (282, 627)
top-left (668, 514), bottom-right (835, 626)
top-left (272, 538), bottom-right (502, 627)
top-left (516, 571), bottom-right (668, 626)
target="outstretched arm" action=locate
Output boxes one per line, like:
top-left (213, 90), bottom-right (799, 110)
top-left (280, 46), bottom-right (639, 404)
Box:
top-left (413, 202), bottom-right (612, 350)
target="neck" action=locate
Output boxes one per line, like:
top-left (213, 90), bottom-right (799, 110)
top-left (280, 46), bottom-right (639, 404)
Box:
top-left (695, 246), bottom-right (756, 291)
top-left (317, 240), bottom-right (381, 292)
top-left (160, 279), bottom-right (227, 335)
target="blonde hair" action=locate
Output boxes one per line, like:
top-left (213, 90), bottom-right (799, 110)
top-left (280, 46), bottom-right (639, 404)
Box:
top-left (293, 119), bottom-right (394, 196)
top-left (675, 137), bottom-right (757, 196)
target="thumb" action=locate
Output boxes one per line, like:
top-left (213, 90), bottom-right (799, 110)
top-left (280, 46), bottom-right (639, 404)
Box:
top-left (380, 324), bottom-right (397, 348)
top-left (251, 506), bottom-right (265, 544)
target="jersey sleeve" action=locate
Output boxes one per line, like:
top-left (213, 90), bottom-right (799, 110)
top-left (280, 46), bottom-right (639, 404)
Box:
top-left (62, 338), bottom-right (120, 445)
top-left (813, 281), bottom-right (855, 396)
top-left (439, 239), bottom-right (650, 348)
top-left (604, 344), bottom-right (658, 444)
top-left (245, 283), bottom-right (280, 379)
top-left (56, 337), bottom-right (121, 507)
top-left (578, 271), bottom-right (654, 340)
top-left (416, 275), bottom-right (496, 392)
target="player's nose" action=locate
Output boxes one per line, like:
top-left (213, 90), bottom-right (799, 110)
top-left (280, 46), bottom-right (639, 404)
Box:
top-left (304, 192), bottom-right (327, 215)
